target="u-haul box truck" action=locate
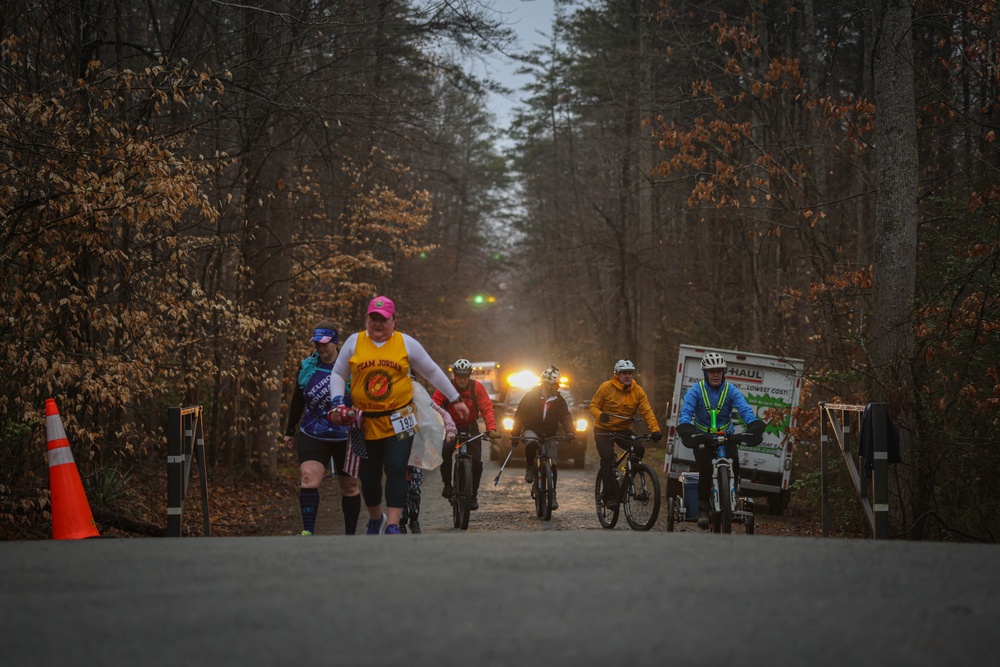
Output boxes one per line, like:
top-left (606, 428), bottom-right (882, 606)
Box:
top-left (664, 345), bottom-right (804, 514)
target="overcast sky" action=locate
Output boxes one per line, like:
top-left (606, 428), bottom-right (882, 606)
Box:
top-left (478, 0), bottom-right (557, 127)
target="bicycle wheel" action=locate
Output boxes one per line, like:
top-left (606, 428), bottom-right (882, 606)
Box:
top-left (539, 460), bottom-right (553, 521)
top-left (458, 458), bottom-right (472, 530)
top-left (718, 466), bottom-right (732, 534)
top-left (451, 460), bottom-right (462, 528)
top-left (594, 471), bottom-right (620, 529)
top-left (533, 473), bottom-right (544, 518)
top-left (624, 464), bottom-right (661, 531)
top-left (666, 496), bottom-right (675, 532)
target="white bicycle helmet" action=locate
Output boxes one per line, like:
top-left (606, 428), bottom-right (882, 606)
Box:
top-left (540, 366), bottom-right (561, 384)
top-left (700, 352), bottom-right (727, 371)
top-left (452, 358), bottom-right (473, 375)
top-left (614, 358), bottom-right (636, 373)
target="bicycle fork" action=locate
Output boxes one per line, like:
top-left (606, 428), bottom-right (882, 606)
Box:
top-left (711, 459), bottom-right (737, 513)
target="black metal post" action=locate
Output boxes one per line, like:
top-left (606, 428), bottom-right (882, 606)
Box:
top-left (820, 402), bottom-right (829, 537)
top-left (166, 407), bottom-right (183, 537)
top-left (871, 402), bottom-right (889, 539)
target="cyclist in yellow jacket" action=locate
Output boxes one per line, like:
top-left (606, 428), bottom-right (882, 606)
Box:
top-left (589, 358), bottom-right (662, 510)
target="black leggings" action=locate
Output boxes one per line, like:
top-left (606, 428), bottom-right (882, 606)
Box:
top-left (359, 434), bottom-right (414, 508)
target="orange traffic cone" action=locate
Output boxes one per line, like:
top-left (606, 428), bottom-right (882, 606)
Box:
top-left (45, 398), bottom-right (100, 539)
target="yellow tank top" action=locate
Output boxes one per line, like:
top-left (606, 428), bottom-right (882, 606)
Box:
top-left (350, 331), bottom-right (414, 440)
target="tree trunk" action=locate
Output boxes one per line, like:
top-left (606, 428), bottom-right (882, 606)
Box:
top-left (868, 0), bottom-right (922, 537)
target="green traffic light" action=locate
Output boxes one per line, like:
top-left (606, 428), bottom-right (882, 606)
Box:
top-left (473, 294), bottom-right (485, 305)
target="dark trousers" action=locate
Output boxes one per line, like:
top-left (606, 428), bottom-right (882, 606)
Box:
top-left (595, 429), bottom-right (623, 497)
top-left (693, 445), bottom-right (742, 512)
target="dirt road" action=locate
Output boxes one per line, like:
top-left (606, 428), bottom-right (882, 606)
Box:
top-left (288, 456), bottom-right (762, 535)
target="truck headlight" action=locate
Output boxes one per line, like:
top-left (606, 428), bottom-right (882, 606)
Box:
top-left (502, 417), bottom-right (514, 432)
top-left (575, 418), bottom-right (588, 432)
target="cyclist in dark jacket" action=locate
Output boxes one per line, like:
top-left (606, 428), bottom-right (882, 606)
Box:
top-left (676, 352), bottom-right (765, 529)
top-left (510, 366), bottom-right (575, 509)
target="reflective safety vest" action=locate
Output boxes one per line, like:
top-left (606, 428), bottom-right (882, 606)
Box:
top-left (696, 380), bottom-right (729, 432)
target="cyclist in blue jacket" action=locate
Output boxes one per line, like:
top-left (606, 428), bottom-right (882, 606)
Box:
top-left (676, 352), bottom-right (765, 529)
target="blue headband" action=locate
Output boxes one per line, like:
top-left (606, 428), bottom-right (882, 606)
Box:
top-left (310, 328), bottom-right (338, 344)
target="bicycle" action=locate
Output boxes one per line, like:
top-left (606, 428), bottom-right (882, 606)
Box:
top-left (450, 432), bottom-right (487, 530)
top-left (594, 431), bottom-right (661, 530)
top-left (666, 431), bottom-right (755, 534)
top-left (511, 434), bottom-right (571, 521)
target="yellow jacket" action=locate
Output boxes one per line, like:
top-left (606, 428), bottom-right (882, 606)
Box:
top-left (589, 376), bottom-right (660, 433)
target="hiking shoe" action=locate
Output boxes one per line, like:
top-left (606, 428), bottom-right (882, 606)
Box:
top-left (604, 496), bottom-right (619, 511)
top-left (410, 520), bottom-right (421, 534)
top-left (470, 497), bottom-right (479, 510)
top-left (300, 530), bottom-right (313, 536)
top-left (366, 512), bottom-right (388, 535)
top-left (551, 492), bottom-right (559, 511)
top-left (524, 468), bottom-right (534, 483)
top-left (385, 524), bottom-right (401, 535)
top-left (697, 511), bottom-right (710, 530)
top-left (442, 484), bottom-right (453, 499)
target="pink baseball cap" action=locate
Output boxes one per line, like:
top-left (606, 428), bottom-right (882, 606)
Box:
top-left (367, 296), bottom-right (395, 318)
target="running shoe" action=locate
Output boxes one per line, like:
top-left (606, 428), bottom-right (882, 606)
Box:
top-left (300, 530), bottom-right (313, 536)
top-left (365, 512), bottom-right (388, 535)
top-left (385, 524), bottom-right (401, 535)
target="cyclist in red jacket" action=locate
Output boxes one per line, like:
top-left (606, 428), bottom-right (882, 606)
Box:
top-left (432, 358), bottom-right (500, 510)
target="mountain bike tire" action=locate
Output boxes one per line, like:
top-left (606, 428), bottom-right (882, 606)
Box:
top-left (451, 459), bottom-right (461, 528)
top-left (624, 463), bottom-right (661, 531)
top-left (533, 472), bottom-right (544, 518)
top-left (539, 459), bottom-right (553, 521)
top-left (718, 466), bottom-right (732, 534)
top-left (594, 471), bottom-right (620, 529)
top-left (457, 458), bottom-right (472, 530)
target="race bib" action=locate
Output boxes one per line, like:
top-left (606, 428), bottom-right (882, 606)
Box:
top-left (390, 404), bottom-right (418, 440)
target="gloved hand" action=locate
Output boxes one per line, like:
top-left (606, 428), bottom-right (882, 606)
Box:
top-left (566, 432), bottom-right (576, 442)
top-left (327, 404), bottom-right (356, 426)
top-left (676, 422), bottom-right (697, 447)
top-left (746, 419), bottom-right (766, 446)
top-left (487, 430), bottom-right (500, 441)
top-left (445, 434), bottom-right (457, 447)
top-left (599, 412), bottom-right (610, 423)
top-left (650, 431), bottom-right (663, 442)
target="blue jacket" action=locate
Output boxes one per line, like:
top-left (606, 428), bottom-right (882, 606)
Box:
top-left (679, 380), bottom-right (757, 434)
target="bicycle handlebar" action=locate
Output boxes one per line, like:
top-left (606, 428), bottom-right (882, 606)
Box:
top-left (455, 432), bottom-right (488, 449)
top-left (604, 413), bottom-right (640, 422)
top-left (693, 431), bottom-right (758, 450)
top-left (510, 434), bottom-right (575, 445)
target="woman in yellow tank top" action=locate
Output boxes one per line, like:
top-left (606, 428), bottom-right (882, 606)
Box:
top-left (329, 296), bottom-right (470, 534)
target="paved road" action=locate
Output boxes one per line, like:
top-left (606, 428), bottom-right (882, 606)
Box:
top-left (1, 532), bottom-right (996, 667)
